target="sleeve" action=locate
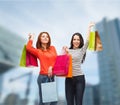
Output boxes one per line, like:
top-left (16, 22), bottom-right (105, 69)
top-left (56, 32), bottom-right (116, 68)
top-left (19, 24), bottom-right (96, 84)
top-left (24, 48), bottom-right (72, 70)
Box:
top-left (51, 46), bottom-right (57, 55)
top-left (26, 40), bottom-right (38, 57)
top-left (50, 46), bottom-right (57, 67)
top-left (81, 40), bottom-right (89, 54)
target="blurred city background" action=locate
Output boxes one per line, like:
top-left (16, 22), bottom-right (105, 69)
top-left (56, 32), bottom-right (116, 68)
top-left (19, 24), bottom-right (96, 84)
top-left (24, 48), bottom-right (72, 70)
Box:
top-left (0, 0), bottom-right (120, 105)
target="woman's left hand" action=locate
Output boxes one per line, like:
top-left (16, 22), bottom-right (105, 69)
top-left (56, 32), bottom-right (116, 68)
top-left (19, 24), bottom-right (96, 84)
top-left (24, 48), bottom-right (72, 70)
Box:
top-left (86, 22), bottom-right (95, 41)
top-left (88, 22), bottom-right (95, 30)
top-left (48, 66), bottom-right (53, 77)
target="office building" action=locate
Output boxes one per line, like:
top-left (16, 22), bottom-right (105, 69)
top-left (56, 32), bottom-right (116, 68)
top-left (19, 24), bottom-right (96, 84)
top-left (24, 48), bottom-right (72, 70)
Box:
top-left (96, 18), bottom-right (120, 105)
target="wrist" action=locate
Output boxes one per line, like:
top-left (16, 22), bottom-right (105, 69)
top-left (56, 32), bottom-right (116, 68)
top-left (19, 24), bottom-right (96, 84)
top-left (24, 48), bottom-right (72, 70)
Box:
top-left (48, 66), bottom-right (53, 71)
top-left (50, 66), bottom-right (53, 70)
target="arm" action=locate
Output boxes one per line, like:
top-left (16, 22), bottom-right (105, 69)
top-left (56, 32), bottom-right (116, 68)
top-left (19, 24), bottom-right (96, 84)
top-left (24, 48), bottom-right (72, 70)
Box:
top-left (86, 22), bottom-right (95, 42)
top-left (82, 40), bottom-right (89, 54)
top-left (26, 33), bottom-right (38, 57)
top-left (48, 46), bottom-right (57, 77)
top-left (62, 46), bottom-right (69, 54)
top-left (48, 66), bottom-right (53, 77)
top-left (52, 46), bottom-right (57, 56)
top-left (82, 22), bottom-right (95, 53)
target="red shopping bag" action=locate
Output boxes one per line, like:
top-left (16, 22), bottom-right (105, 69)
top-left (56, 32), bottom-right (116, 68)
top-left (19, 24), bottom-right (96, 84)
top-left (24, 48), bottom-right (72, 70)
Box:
top-left (53, 54), bottom-right (69, 76)
top-left (26, 50), bottom-right (38, 67)
top-left (19, 44), bottom-right (38, 67)
top-left (59, 55), bottom-right (72, 78)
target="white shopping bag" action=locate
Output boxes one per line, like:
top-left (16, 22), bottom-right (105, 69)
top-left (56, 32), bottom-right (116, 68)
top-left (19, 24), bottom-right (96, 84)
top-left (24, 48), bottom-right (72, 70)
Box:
top-left (41, 81), bottom-right (58, 103)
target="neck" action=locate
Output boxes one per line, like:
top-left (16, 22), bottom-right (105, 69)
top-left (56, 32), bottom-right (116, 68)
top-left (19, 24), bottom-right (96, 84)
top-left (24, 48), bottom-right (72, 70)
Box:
top-left (73, 47), bottom-right (79, 49)
top-left (41, 44), bottom-right (47, 50)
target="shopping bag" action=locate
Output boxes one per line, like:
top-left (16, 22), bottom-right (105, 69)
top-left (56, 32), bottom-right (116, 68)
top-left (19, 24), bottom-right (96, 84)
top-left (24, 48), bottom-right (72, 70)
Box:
top-left (53, 54), bottom-right (69, 76)
top-left (41, 80), bottom-right (58, 103)
top-left (88, 31), bottom-right (96, 51)
top-left (19, 44), bottom-right (38, 67)
top-left (66, 55), bottom-right (72, 78)
top-left (26, 50), bottom-right (38, 67)
top-left (88, 26), bottom-right (103, 51)
top-left (95, 31), bottom-right (103, 51)
top-left (60, 55), bottom-right (72, 78)
top-left (19, 45), bottom-right (26, 67)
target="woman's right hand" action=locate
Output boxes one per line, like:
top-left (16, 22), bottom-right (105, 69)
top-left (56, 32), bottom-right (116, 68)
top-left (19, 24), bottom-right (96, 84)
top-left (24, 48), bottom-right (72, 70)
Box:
top-left (28, 33), bottom-right (35, 40)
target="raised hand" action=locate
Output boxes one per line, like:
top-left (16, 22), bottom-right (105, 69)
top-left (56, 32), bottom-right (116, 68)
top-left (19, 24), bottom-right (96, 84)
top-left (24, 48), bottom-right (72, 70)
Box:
top-left (28, 33), bottom-right (35, 40)
top-left (86, 22), bottom-right (95, 41)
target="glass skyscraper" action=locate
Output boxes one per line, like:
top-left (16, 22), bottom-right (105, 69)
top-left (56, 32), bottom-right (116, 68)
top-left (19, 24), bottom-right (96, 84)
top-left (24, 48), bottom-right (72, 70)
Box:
top-left (96, 18), bottom-right (120, 105)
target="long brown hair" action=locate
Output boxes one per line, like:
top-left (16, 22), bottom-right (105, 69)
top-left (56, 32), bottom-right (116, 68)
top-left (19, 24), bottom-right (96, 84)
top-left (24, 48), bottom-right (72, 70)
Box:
top-left (36, 32), bottom-right (51, 49)
top-left (69, 32), bottom-right (86, 63)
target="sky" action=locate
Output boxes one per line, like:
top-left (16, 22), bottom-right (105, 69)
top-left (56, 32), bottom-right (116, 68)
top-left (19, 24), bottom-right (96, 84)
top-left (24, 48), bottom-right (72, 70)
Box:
top-left (0, 0), bottom-right (120, 102)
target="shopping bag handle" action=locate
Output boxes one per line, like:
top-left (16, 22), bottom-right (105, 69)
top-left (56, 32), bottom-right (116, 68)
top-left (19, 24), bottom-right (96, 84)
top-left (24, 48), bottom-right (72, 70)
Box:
top-left (46, 76), bottom-right (54, 82)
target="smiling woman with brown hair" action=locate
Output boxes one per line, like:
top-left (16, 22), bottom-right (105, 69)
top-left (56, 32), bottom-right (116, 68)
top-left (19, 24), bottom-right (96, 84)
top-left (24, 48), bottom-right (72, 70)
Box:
top-left (26, 32), bottom-right (57, 105)
top-left (63, 22), bottom-right (95, 105)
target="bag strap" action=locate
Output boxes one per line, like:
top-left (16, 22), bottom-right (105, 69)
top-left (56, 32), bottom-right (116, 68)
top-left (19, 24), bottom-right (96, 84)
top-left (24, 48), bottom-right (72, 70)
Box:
top-left (46, 76), bottom-right (55, 82)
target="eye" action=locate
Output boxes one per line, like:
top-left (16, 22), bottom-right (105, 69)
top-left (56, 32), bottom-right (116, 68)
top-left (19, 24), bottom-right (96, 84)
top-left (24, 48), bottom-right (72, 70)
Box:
top-left (73, 38), bottom-right (76, 41)
top-left (41, 34), bottom-right (45, 38)
top-left (46, 36), bottom-right (49, 38)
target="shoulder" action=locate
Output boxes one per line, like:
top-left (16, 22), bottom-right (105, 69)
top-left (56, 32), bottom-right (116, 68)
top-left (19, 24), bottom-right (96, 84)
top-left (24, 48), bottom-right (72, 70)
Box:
top-left (50, 46), bottom-right (56, 49)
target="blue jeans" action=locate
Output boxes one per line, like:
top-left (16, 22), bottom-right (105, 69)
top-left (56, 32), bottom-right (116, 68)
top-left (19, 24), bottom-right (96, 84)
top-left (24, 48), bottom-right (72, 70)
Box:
top-left (37, 75), bottom-right (57, 105)
top-left (65, 75), bottom-right (85, 105)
